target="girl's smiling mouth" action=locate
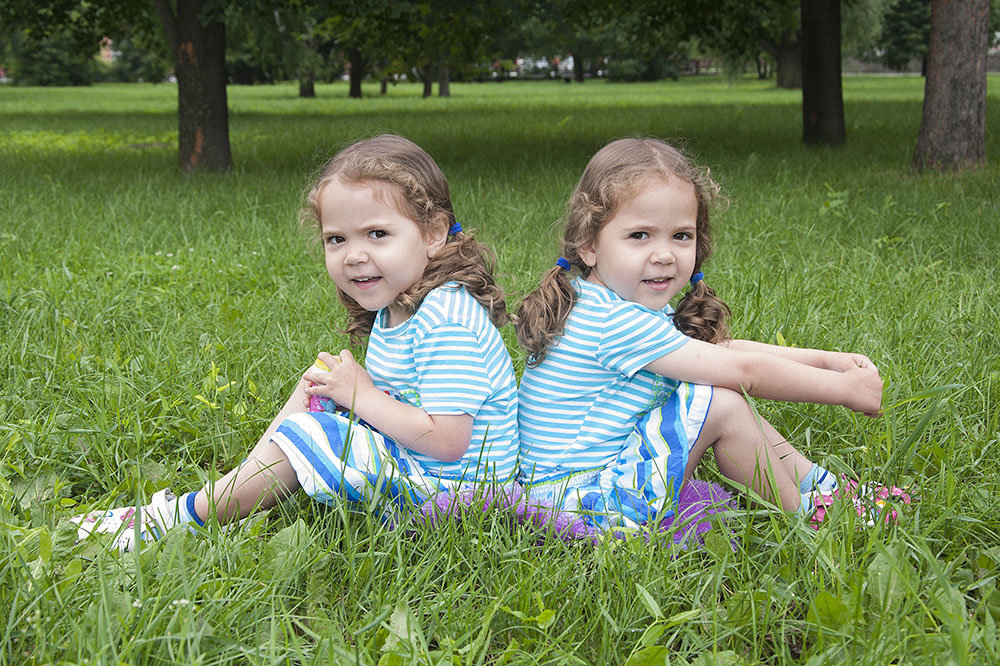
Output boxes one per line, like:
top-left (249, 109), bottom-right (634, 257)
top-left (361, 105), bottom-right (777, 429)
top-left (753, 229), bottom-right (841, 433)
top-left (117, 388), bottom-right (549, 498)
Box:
top-left (352, 276), bottom-right (382, 289)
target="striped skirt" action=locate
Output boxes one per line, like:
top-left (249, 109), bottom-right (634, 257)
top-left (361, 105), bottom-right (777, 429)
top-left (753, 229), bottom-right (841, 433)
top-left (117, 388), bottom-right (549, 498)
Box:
top-left (272, 411), bottom-right (466, 510)
top-left (521, 382), bottom-right (713, 531)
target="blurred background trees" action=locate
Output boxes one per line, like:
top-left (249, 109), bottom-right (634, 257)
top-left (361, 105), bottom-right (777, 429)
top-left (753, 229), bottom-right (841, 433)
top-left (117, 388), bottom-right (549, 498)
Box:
top-left (2, 0), bottom-right (997, 168)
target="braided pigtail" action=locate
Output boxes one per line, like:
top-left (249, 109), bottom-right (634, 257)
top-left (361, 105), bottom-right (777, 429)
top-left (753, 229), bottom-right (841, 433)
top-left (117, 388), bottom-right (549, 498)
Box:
top-left (673, 277), bottom-right (731, 343)
top-left (516, 261), bottom-right (577, 367)
top-left (398, 224), bottom-right (509, 330)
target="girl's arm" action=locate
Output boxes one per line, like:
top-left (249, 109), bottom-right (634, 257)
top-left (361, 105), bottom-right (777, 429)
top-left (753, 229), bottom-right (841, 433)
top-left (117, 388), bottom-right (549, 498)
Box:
top-left (719, 338), bottom-right (877, 373)
top-left (645, 339), bottom-right (883, 416)
top-left (302, 350), bottom-right (473, 462)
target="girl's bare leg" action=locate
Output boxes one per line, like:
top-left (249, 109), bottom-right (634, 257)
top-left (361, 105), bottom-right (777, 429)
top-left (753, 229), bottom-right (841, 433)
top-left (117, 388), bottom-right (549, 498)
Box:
top-left (685, 388), bottom-right (802, 511)
top-left (755, 415), bottom-right (814, 488)
top-left (193, 377), bottom-right (310, 523)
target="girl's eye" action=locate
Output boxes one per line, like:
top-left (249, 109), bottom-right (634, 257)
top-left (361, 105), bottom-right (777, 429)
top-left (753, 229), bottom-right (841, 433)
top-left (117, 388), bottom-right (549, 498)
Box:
top-left (629, 231), bottom-right (649, 240)
top-left (674, 232), bottom-right (693, 241)
top-left (326, 235), bottom-right (344, 245)
top-left (370, 229), bottom-right (387, 239)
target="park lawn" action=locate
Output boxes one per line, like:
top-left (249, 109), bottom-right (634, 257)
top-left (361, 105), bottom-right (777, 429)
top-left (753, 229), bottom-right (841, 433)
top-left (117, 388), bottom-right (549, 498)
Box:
top-left (1, 75), bottom-right (999, 663)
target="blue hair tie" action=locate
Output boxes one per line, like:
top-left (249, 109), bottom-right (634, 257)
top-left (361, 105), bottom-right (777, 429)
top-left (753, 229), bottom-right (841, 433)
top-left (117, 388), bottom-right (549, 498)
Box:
top-left (689, 271), bottom-right (704, 286)
top-left (556, 257), bottom-right (571, 271)
top-left (448, 222), bottom-right (462, 236)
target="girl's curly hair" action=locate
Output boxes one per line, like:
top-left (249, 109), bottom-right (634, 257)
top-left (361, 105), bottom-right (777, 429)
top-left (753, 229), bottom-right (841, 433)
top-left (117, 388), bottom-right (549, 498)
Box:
top-left (301, 135), bottom-right (507, 343)
top-left (517, 137), bottom-right (730, 366)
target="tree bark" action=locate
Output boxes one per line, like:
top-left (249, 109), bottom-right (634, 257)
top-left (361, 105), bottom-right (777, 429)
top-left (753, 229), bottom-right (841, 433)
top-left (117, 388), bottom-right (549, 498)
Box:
top-left (761, 35), bottom-right (802, 88)
top-left (913, 0), bottom-right (989, 171)
top-left (422, 65), bottom-right (434, 98)
top-left (348, 48), bottom-right (364, 99)
top-left (299, 68), bottom-right (315, 98)
top-left (438, 63), bottom-right (450, 97)
top-left (801, 0), bottom-right (845, 146)
top-left (573, 52), bottom-right (584, 82)
top-left (777, 41), bottom-right (802, 89)
top-left (155, 0), bottom-right (231, 172)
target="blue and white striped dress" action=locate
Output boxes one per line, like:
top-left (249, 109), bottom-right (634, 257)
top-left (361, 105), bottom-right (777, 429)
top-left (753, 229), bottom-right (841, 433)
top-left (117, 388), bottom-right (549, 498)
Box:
top-left (518, 278), bottom-right (713, 530)
top-left (273, 283), bottom-right (519, 509)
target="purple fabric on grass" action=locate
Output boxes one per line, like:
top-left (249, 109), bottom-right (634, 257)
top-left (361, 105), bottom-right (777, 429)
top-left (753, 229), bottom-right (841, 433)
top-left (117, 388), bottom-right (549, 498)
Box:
top-left (417, 479), bottom-right (735, 547)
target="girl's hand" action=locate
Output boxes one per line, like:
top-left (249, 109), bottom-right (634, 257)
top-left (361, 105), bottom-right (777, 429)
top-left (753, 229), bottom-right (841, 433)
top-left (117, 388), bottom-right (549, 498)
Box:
top-left (302, 350), bottom-right (375, 410)
top-left (842, 366), bottom-right (883, 417)
top-left (826, 351), bottom-right (879, 374)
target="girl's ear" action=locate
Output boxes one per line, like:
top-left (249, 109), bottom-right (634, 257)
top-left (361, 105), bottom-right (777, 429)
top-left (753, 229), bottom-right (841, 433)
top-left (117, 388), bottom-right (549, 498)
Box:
top-left (578, 239), bottom-right (598, 268)
top-left (424, 214), bottom-right (449, 258)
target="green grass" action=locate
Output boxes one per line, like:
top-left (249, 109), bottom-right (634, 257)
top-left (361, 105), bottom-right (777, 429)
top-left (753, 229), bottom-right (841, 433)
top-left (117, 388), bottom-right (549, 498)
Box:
top-left (2, 76), bottom-right (999, 664)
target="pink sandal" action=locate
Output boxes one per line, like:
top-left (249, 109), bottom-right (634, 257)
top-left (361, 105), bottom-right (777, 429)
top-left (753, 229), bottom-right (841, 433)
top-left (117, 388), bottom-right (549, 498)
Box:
top-left (808, 479), bottom-right (913, 529)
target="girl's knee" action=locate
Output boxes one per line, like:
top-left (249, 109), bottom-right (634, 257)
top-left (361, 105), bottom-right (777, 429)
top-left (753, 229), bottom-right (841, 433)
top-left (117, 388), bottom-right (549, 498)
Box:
top-left (707, 387), bottom-right (750, 418)
top-left (700, 387), bottom-right (754, 441)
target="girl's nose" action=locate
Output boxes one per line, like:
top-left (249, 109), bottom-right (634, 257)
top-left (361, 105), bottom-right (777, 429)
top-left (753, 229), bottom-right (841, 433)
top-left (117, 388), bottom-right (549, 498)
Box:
top-left (650, 245), bottom-right (674, 264)
top-left (344, 244), bottom-right (367, 265)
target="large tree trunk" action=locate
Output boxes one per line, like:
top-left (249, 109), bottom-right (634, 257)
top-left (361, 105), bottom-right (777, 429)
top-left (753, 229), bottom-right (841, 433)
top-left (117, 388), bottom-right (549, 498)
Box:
top-left (913, 0), bottom-right (989, 171)
top-left (299, 68), bottom-right (315, 98)
top-left (155, 0), bottom-right (231, 172)
top-left (573, 52), bottom-right (584, 82)
top-left (348, 48), bottom-right (364, 99)
top-left (438, 64), bottom-right (450, 97)
top-left (801, 0), bottom-right (845, 146)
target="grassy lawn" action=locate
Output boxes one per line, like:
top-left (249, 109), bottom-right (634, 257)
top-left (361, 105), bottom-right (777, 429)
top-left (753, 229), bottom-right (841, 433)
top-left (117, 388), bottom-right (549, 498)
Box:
top-left (1, 76), bottom-right (999, 663)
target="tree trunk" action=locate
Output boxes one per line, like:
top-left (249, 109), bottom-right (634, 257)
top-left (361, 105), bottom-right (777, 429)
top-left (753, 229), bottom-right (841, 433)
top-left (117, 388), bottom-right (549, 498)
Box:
top-left (422, 65), bottom-right (434, 98)
top-left (776, 44), bottom-right (801, 88)
top-left (573, 52), bottom-right (584, 82)
top-left (299, 68), bottom-right (315, 98)
top-left (801, 0), bottom-right (845, 146)
top-left (155, 0), bottom-right (231, 172)
top-left (763, 36), bottom-right (802, 89)
top-left (913, 0), bottom-right (988, 170)
top-left (348, 48), bottom-right (364, 99)
top-left (380, 76), bottom-right (388, 95)
top-left (438, 64), bottom-right (450, 97)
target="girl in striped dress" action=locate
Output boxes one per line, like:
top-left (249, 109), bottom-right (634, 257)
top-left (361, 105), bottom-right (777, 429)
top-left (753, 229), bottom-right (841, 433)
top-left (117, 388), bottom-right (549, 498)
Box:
top-left (515, 137), bottom-right (883, 531)
top-left (74, 135), bottom-right (519, 551)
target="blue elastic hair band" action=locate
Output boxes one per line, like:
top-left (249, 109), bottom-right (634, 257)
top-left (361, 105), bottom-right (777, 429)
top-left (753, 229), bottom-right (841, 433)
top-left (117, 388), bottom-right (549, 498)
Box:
top-left (448, 222), bottom-right (463, 236)
top-left (689, 271), bottom-right (704, 286)
top-left (556, 257), bottom-right (571, 271)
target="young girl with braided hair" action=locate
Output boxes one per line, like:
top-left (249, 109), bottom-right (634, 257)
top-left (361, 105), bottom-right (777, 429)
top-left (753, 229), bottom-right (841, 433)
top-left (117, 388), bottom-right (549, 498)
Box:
top-left (74, 135), bottom-right (519, 551)
top-left (515, 137), bottom-right (883, 530)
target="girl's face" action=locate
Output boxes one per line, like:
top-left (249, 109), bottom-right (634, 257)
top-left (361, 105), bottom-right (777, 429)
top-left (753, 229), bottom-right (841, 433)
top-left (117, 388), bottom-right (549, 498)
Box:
top-left (579, 175), bottom-right (698, 311)
top-left (319, 179), bottom-right (446, 327)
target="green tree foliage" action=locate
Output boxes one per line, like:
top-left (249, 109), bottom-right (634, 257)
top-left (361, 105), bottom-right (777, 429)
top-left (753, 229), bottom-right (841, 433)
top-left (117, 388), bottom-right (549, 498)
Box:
top-left (107, 33), bottom-right (173, 83)
top-left (2, 28), bottom-right (100, 85)
top-left (842, 0), bottom-right (892, 58)
top-left (604, 16), bottom-right (682, 82)
top-left (226, 2), bottom-right (343, 94)
top-left (878, 0), bottom-right (930, 72)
